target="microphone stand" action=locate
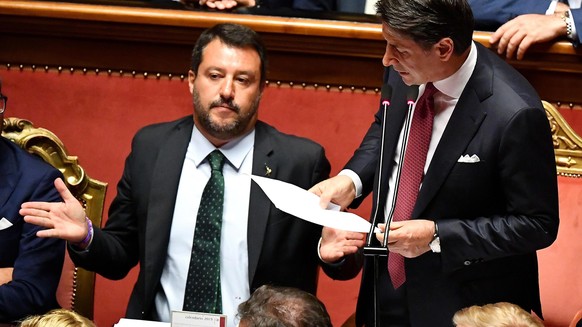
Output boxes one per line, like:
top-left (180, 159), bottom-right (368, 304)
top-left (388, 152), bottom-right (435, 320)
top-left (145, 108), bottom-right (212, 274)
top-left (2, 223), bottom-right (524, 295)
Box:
top-left (362, 84), bottom-right (419, 327)
top-left (381, 85), bottom-right (419, 247)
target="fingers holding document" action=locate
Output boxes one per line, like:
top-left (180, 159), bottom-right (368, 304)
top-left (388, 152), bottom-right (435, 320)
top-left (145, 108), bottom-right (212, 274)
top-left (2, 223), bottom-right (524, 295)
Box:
top-left (309, 175), bottom-right (356, 211)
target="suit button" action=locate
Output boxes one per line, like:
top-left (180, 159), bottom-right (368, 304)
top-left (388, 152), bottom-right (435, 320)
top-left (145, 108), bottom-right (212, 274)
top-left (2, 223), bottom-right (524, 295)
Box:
top-left (464, 260), bottom-right (472, 266)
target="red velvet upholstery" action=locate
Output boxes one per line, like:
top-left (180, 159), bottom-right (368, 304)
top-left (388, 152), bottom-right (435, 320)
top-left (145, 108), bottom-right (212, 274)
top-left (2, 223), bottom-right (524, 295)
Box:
top-left (3, 65), bottom-right (581, 327)
top-left (538, 176), bottom-right (582, 327)
top-left (56, 251), bottom-right (76, 311)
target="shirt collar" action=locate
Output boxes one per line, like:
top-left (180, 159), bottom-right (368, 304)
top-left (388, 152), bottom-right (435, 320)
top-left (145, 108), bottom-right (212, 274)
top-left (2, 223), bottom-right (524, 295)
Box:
top-left (432, 41), bottom-right (477, 99)
top-left (191, 124), bottom-right (255, 171)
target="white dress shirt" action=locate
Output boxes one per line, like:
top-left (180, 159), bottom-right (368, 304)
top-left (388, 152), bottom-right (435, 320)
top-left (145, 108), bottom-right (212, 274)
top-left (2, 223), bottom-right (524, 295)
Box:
top-left (155, 124), bottom-right (254, 327)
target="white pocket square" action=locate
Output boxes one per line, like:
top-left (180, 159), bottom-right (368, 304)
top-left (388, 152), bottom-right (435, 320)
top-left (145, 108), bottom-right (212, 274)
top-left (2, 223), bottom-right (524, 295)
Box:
top-left (0, 217), bottom-right (13, 230)
top-left (458, 154), bottom-right (480, 163)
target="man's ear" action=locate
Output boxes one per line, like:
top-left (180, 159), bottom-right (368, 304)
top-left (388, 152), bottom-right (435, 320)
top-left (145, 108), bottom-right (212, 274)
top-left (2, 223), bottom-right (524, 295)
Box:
top-left (434, 37), bottom-right (454, 61)
top-left (188, 70), bottom-right (196, 94)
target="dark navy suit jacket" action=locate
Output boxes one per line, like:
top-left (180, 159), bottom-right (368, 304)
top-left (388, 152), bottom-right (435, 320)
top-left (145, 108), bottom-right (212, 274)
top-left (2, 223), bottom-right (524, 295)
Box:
top-left (0, 137), bottom-right (64, 322)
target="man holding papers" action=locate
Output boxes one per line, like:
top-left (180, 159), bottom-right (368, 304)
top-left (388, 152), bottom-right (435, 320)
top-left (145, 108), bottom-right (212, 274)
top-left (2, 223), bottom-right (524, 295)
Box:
top-left (311, 0), bottom-right (559, 326)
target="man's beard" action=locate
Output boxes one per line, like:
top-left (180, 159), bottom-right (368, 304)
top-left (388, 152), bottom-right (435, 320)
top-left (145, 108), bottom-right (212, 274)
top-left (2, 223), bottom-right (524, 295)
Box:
top-left (192, 87), bottom-right (260, 141)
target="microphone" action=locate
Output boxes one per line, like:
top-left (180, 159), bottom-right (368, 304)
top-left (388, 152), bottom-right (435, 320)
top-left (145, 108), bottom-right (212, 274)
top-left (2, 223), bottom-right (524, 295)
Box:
top-left (364, 82), bottom-right (393, 254)
top-left (381, 84), bottom-right (420, 247)
top-left (406, 85), bottom-right (419, 109)
top-left (380, 83), bottom-right (393, 109)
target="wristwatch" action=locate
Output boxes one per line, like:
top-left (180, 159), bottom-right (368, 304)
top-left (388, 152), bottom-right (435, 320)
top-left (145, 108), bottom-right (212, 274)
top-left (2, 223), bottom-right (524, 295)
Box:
top-left (429, 222), bottom-right (441, 253)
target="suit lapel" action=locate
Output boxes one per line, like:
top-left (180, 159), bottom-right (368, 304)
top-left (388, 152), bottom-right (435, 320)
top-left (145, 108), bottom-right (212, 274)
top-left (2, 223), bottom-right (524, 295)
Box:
top-left (413, 45), bottom-right (492, 217)
top-left (144, 117), bottom-right (193, 301)
top-left (247, 122), bottom-right (274, 285)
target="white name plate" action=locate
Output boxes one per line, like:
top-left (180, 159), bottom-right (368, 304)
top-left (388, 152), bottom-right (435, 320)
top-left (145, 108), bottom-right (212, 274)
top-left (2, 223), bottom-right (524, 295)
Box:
top-left (171, 311), bottom-right (226, 327)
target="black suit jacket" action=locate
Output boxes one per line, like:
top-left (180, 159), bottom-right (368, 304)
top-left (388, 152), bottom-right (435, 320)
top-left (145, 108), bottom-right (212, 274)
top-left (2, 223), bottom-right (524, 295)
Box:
top-left (323, 43), bottom-right (559, 326)
top-left (69, 117), bottom-right (330, 320)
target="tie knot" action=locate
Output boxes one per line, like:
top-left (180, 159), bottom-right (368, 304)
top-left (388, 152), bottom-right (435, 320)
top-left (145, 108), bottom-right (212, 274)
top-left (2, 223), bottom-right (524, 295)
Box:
top-left (423, 82), bottom-right (438, 99)
top-left (415, 82), bottom-right (437, 117)
top-left (207, 150), bottom-right (225, 172)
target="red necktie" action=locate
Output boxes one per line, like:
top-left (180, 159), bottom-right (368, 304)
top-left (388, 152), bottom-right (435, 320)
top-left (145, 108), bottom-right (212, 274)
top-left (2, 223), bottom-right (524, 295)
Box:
top-left (388, 83), bottom-right (437, 289)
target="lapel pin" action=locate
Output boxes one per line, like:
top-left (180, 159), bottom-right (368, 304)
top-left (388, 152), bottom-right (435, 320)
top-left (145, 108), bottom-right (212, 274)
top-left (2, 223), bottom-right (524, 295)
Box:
top-left (264, 163), bottom-right (272, 177)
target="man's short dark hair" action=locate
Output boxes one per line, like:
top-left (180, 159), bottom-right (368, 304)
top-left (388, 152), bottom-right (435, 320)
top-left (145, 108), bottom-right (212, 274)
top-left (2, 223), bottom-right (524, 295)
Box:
top-left (376, 0), bottom-right (474, 55)
top-left (237, 285), bottom-right (332, 327)
top-left (190, 23), bottom-right (268, 85)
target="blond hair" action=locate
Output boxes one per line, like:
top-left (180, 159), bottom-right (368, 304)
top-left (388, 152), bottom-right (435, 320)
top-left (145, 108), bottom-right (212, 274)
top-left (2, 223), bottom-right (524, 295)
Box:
top-left (453, 302), bottom-right (544, 327)
top-left (19, 309), bottom-right (96, 327)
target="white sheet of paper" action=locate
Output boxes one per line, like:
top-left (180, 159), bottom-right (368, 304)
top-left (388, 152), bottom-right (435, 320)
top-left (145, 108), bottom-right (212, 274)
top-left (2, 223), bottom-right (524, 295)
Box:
top-left (250, 175), bottom-right (379, 233)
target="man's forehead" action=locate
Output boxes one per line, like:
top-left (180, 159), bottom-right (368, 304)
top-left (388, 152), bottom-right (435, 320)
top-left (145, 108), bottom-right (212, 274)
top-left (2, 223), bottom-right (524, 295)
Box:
top-left (202, 39), bottom-right (258, 57)
top-left (383, 24), bottom-right (409, 42)
top-left (199, 41), bottom-right (261, 72)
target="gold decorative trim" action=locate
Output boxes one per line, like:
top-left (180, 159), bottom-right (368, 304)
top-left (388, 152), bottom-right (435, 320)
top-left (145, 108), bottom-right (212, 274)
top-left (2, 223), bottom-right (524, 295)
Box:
top-left (1, 63), bottom-right (381, 94)
top-left (1, 117), bottom-right (107, 319)
top-left (544, 101), bottom-right (582, 177)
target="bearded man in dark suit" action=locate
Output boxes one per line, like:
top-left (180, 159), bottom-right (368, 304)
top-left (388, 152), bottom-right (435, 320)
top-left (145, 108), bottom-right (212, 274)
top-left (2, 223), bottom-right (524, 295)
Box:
top-left (21, 23), bottom-right (330, 327)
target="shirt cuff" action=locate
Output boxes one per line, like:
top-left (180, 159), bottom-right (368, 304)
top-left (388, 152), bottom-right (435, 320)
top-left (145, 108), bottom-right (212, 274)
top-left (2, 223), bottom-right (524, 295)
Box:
top-left (546, 0), bottom-right (559, 15)
top-left (568, 10), bottom-right (578, 41)
top-left (338, 169), bottom-right (363, 198)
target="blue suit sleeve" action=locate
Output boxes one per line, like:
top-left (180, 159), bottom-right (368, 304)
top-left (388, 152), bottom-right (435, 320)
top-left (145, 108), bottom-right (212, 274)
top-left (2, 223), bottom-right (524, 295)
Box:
top-left (0, 168), bottom-right (65, 322)
top-left (570, 8), bottom-right (582, 45)
top-left (470, 0), bottom-right (552, 30)
top-left (292, 0), bottom-right (334, 10)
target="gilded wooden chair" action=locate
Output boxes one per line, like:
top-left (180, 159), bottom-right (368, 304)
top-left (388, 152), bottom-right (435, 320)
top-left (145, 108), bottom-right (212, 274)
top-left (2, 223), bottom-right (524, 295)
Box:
top-left (1, 117), bottom-right (107, 319)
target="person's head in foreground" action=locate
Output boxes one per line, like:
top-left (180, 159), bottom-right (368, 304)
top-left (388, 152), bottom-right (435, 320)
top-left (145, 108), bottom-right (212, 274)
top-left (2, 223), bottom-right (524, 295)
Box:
top-left (453, 302), bottom-right (544, 327)
top-left (237, 285), bottom-right (332, 327)
top-left (19, 309), bottom-right (96, 327)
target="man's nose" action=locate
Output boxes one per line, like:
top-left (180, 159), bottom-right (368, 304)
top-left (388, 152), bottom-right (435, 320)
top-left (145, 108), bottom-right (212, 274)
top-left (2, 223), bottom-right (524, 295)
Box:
top-left (219, 78), bottom-right (234, 99)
